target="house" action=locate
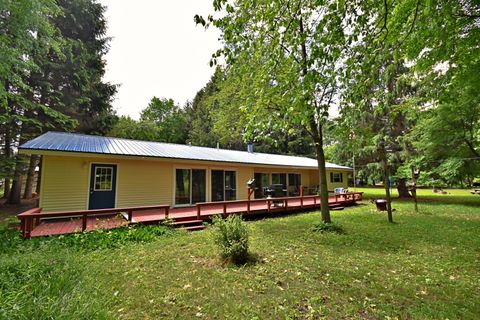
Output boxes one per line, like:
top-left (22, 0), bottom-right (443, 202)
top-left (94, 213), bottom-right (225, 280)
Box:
top-left (19, 132), bottom-right (352, 212)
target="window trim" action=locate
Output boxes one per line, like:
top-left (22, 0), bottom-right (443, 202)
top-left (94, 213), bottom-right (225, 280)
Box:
top-left (174, 167), bottom-right (207, 206)
top-left (93, 166), bottom-right (114, 191)
top-left (330, 172), bottom-right (343, 183)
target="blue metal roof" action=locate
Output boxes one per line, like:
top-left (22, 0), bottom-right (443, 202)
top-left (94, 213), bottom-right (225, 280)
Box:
top-left (19, 132), bottom-right (352, 170)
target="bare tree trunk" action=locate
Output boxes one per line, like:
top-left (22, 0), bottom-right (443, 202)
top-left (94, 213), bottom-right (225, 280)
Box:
top-left (8, 157), bottom-right (24, 204)
top-left (35, 156), bottom-right (42, 195)
top-left (3, 178), bottom-right (10, 199)
top-left (312, 123), bottom-right (331, 223)
top-left (397, 178), bottom-right (412, 198)
top-left (380, 145), bottom-right (393, 223)
top-left (23, 155), bottom-right (38, 199)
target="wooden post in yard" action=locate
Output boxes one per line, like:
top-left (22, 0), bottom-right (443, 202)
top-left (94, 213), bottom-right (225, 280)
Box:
top-left (197, 205), bottom-right (201, 220)
top-left (165, 207), bottom-right (169, 219)
top-left (128, 210), bottom-right (133, 222)
top-left (223, 203), bottom-right (227, 218)
top-left (267, 199), bottom-right (271, 213)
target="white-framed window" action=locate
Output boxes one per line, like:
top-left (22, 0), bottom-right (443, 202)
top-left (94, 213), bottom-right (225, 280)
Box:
top-left (94, 166), bottom-right (113, 191)
top-left (330, 172), bottom-right (343, 183)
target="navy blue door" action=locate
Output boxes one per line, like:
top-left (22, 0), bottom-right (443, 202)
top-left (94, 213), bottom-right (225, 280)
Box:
top-left (89, 164), bottom-right (117, 210)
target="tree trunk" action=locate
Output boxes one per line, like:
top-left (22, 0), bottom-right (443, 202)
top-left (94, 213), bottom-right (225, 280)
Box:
top-left (7, 156), bottom-right (24, 205)
top-left (311, 122), bottom-right (331, 223)
top-left (397, 178), bottom-right (412, 198)
top-left (35, 156), bottom-right (42, 195)
top-left (2, 126), bottom-right (12, 199)
top-left (23, 155), bottom-right (38, 199)
top-left (315, 142), bottom-right (331, 223)
top-left (380, 146), bottom-right (393, 223)
top-left (3, 178), bottom-right (10, 199)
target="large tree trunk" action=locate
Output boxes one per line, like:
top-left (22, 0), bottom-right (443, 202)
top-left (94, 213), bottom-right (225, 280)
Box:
top-left (7, 156), bottom-right (24, 205)
top-left (397, 178), bottom-right (412, 198)
top-left (3, 178), bottom-right (10, 199)
top-left (23, 155), bottom-right (39, 199)
top-left (311, 122), bottom-right (331, 223)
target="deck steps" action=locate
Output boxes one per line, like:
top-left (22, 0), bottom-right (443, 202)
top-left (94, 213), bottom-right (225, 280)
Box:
top-left (172, 219), bottom-right (205, 231)
top-left (181, 225), bottom-right (206, 231)
top-left (172, 219), bottom-right (203, 226)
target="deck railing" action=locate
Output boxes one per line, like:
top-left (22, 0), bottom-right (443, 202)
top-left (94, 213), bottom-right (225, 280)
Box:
top-left (17, 204), bottom-right (170, 239)
top-left (17, 192), bottom-right (363, 239)
top-left (196, 192), bottom-right (363, 219)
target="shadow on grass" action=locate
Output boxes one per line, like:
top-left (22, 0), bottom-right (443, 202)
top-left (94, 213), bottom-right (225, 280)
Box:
top-left (219, 251), bottom-right (263, 268)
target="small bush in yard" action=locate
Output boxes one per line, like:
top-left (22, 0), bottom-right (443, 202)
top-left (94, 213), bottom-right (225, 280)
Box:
top-left (212, 215), bottom-right (249, 264)
top-left (313, 221), bottom-right (345, 234)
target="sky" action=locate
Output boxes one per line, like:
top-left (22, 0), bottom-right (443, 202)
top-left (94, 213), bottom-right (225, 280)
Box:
top-left (99, 0), bottom-right (221, 119)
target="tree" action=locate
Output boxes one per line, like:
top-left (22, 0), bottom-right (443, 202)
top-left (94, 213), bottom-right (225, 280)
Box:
top-left (198, 1), bottom-right (357, 223)
top-left (1, 0), bottom-right (117, 203)
top-left (141, 97), bottom-right (187, 144)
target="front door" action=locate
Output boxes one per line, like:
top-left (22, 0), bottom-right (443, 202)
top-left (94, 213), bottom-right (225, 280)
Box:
top-left (89, 164), bottom-right (117, 209)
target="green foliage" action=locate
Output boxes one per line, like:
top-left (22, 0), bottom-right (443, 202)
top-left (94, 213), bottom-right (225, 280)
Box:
top-left (313, 221), bottom-right (345, 234)
top-left (3, 189), bottom-right (480, 318)
top-left (0, 253), bottom-right (111, 319)
top-left (109, 96), bottom-right (188, 144)
top-left (212, 215), bottom-right (249, 264)
top-left (0, 223), bottom-right (175, 255)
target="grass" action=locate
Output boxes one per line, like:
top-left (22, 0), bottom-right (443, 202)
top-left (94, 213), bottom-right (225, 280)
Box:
top-left (1, 188), bottom-right (479, 319)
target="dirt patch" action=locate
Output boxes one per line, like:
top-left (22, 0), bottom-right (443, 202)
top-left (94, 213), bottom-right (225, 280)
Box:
top-left (0, 198), bottom-right (38, 224)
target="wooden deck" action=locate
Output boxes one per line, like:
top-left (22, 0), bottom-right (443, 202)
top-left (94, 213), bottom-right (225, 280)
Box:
top-left (17, 192), bottom-right (363, 238)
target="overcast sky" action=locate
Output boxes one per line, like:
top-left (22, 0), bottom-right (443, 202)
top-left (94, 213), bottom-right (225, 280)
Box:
top-left (99, 0), bottom-right (220, 119)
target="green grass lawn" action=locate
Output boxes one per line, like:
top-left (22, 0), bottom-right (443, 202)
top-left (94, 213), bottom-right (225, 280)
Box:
top-left (1, 189), bottom-right (479, 319)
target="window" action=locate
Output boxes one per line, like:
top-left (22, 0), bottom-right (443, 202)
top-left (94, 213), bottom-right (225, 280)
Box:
top-left (175, 169), bottom-right (206, 205)
top-left (254, 173), bottom-right (269, 198)
top-left (271, 173), bottom-right (287, 196)
top-left (211, 170), bottom-right (237, 201)
top-left (288, 173), bottom-right (302, 196)
top-left (94, 167), bottom-right (113, 191)
top-left (330, 172), bottom-right (343, 183)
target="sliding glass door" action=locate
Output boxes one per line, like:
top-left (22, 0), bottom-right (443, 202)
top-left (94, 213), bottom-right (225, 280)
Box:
top-left (254, 172), bottom-right (269, 198)
top-left (211, 170), bottom-right (237, 202)
top-left (175, 168), bottom-right (206, 205)
top-left (288, 173), bottom-right (302, 196)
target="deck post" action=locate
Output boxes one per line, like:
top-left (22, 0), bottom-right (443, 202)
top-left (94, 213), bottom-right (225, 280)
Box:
top-left (247, 200), bottom-right (250, 214)
top-left (26, 217), bottom-right (33, 239)
top-left (82, 213), bottom-right (87, 231)
top-left (314, 196), bottom-right (317, 206)
top-left (285, 198), bottom-right (288, 211)
top-left (223, 203), bottom-right (227, 217)
top-left (127, 210), bottom-right (133, 222)
top-left (267, 199), bottom-right (271, 213)
top-left (20, 218), bottom-right (26, 239)
top-left (300, 185), bottom-right (303, 209)
top-left (165, 207), bottom-right (169, 219)
top-left (196, 205), bottom-right (201, 220)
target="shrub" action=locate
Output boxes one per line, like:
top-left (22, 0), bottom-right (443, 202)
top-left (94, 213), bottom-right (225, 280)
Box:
top-left (212, 215), bottom-right (249, 264)
top-left (313, 221), bottom-right (345, 234)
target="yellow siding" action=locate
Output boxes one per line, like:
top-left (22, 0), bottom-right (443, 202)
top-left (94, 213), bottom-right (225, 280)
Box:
top-left (38, 154), bottom-right (349, 212)
top-left (308, 169), bottom-right (349, 191)
top-left (116, 160), bottom-right (172, 208)
top-left (40, 156), bottom-right (89, 212)
top-left (235, 166), bottom-right (254, 200)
